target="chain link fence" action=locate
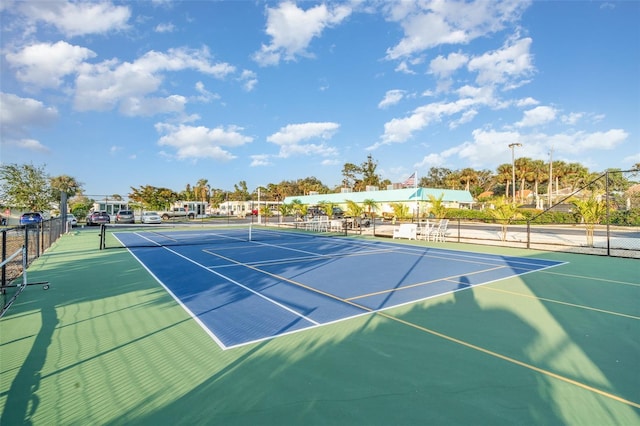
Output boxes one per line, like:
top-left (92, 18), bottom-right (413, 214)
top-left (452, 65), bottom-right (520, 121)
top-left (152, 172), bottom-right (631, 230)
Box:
top-left (1, 218), bottom-right (66, 311)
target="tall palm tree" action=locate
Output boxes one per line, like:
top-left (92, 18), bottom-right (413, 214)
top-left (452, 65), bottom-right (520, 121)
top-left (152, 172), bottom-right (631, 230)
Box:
top-left (458, 168), bottom-right (478, 192)
top-left (496, 163), bottom-right (512, 199)
top-left (515, 157), bottom-right (533, 203)
top-left (528, 159), bottom-right (548, 200)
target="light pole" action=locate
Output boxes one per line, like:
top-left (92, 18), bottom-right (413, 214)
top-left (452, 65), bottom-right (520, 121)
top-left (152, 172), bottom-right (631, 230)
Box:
top-left (508, 143), bottom-right (522, 204)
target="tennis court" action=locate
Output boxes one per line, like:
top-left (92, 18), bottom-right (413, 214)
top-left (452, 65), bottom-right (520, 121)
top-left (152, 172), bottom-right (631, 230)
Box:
top-left (110, 225), bottom-right (565, 349)
top-left (1, 226), bottom-right (638, 425)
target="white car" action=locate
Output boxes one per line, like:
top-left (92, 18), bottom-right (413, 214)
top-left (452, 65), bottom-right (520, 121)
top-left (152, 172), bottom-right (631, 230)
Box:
top-left (66, 213), bottom-right (78, 227)
top-left (141, 211), bottom-right (162, 224)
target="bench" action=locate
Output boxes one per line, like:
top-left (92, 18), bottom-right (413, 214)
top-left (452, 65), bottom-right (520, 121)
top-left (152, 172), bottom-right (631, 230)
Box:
top-left (392, 223), bottom-right (417, 240)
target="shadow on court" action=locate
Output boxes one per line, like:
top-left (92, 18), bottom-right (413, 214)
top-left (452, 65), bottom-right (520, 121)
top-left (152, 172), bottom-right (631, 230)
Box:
top-left (1, 231), bottom-right (638, 425)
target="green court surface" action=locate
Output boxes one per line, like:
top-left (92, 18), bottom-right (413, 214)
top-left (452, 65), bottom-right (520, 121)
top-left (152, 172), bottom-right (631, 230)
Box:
top-left (1, 229), bottom-right (638, 425)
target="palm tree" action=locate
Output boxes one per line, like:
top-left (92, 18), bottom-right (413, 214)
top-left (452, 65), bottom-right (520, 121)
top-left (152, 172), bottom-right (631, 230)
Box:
top-left (427, 194), bottom-right (446, 218)
top-left (278, 203), bottom-right (293, 223)
top-left (488, 199), bottom-right (521, 242)
top-left (458, 168), bottom-right (478, 192)
top-left (345, 200), bottom-right (364, 217)
top-left (529, 159), bottom-right (548, 199)
top-left (572, 195), bottom-right (608, 246)
top-left (362, 198), bottom-right (378, 218)
top-left (515, 157), bottom-right (533, 204)
top-left (496, 163), bottom-right (512, 199)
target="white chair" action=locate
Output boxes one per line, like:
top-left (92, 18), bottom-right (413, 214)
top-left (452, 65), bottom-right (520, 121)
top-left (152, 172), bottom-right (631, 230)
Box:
top-left (431, 219), bottom-right (449, 242)
top-left (418, 221), bottom-right (432, 240)
top-left (317, 216), bottom-right (329, 232)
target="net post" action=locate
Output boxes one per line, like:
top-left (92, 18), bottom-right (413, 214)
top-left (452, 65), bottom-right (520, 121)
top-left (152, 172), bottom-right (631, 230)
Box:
top-left (248, 223), bottom-right (253, 242)
top-left (99, 224), bottom-right (105, 250)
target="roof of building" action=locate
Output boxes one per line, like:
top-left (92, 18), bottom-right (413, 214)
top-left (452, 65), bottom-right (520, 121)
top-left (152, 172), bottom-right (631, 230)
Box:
top-left (283, 187), bottom-right (474, 205)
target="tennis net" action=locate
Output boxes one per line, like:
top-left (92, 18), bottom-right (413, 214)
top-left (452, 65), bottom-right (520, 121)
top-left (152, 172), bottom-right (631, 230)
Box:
top-left (99, 222), bottom-right (347, 249)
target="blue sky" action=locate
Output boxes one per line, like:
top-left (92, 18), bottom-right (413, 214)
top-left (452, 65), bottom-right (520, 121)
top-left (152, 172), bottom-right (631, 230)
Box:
top-left (1, 0), bottom-right (638, 197)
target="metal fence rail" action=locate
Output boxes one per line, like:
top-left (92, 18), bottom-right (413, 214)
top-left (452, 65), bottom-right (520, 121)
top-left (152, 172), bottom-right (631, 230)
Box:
top-left (1, 218), bottom-right (65, 305)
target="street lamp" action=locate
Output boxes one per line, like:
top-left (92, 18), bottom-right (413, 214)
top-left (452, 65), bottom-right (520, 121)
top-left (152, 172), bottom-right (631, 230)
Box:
top-left (508, 142), bottom-right (522, 204)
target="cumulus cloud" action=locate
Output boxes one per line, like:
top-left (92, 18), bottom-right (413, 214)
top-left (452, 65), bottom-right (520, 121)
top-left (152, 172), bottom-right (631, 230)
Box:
top-left (17, 1), bottom-right (131, 37)
top-left (250, 154), bottom-right (272, 167)
top-left (6, 40), bottom-right (96, 89)
top-left (378, 90), bottom-right (406, 109)
top-left (155, 123), bottom-right (253, 161)
top-left (0, 92), bottom-right (58, 152)
top-left (384, 0), bottom-right (531, 59)
top-left (467, 37), bottom-right (534, 88)
top-left (516, 105), bottom-right (557, 127)
top-left (253, 1), bottom-right (351, 66)
top-left (267, 122), bottom-right (340, 158)
top-left (74, 47), bottom-right (235, 115)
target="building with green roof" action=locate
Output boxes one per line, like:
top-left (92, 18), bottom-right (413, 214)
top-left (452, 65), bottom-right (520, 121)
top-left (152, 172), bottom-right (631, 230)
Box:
top-left (283, 187), bottom-right (474, 216)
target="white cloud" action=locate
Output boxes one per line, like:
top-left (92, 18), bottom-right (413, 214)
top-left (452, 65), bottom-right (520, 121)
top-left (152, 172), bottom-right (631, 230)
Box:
top-left (17, 1), bottom-right (131, 37)
top-left (6, 40), bottom-right (96, 89)
top-left (373, 97), bottom-right (485, 148)
top-left (253, 1), bottom-right (352, 66)
top-left (0, 92), bottom-right (58, 152)
top-left (385, 0), bottom-right (531, 59)
top-left (155, 123), bottom-right (253, 161)
top-left (267, 122), bottom-right (340, 158)
top-left (561, 112), bottom-right (584, 125)
top-left (378, 90), bottom-right (406, 109)
top-left (155, 22), bottom-right (175, 33)
top-left (516, 106), bottom-right (557, 127)
top-left (429, 51), bottom-right (468, 78)
top-left (467, 37), bottom-right (534, 88)
top-left (74, 47), bottom-right (235, 115)
top-left (250, 154), bottom-right (272, 167)
top-left (239, 69), bottom-right (258, 92)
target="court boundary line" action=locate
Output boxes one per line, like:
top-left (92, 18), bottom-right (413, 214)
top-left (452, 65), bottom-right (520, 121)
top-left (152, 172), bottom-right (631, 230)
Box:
top-left (118, 233), bottom-right (638, 409)
top-left (194, 248), bottom-right (640, 409)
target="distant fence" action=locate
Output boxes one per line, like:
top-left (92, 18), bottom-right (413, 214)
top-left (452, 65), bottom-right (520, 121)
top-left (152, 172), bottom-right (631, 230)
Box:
top-left (1, 218), bottom-right (66, 308)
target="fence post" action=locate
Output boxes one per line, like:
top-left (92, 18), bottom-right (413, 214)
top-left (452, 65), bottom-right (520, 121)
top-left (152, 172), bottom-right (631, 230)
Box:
top-left (1, 230), bottom-right (6, 289)
top-left (605, 171), bottom-right (610, 256)
top-left (526, 221), bottom-right (530, 249)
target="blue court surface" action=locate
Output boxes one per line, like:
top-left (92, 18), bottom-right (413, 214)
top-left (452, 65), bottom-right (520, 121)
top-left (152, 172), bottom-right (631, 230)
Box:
top-left (119, 231), bottom-right (565, 349)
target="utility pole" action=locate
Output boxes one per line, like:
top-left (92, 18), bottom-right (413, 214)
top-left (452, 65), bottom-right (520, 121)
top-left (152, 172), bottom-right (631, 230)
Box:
top-left (508, 143), bottom-right (522, 204)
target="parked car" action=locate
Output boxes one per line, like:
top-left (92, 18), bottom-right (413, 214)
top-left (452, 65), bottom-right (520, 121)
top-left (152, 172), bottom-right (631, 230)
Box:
top-left (86, 211), bottom-right (110, 226)
top-left (20, 212), bottom-right (44, 226)
top-left (66, 213), bottom-right (78, 227)
top-left (141, 211), bottom-right (162, 224)
top-left (116, 210), bottom-right (135, 224)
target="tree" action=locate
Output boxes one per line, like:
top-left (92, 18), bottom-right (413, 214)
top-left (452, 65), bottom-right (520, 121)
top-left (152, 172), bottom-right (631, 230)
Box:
top-left (458, 168), bottom-right (478, 192)
top-left (341, 163), bottom-right (360, 188)
top-left (129, 185), bottom-right (178, 210)
top-left (427, 194), bottom-right (446, 218)
top-left (488, 199), bottom-right (521, 242)
top-left (496, 163), bottom-right (512, 198)
top-left (50, 174), bottom-right (83, 200)
top-left (231, 180), bottom-right (250, 201)
top-left (514, 157), bottom-right (533, 203)
top-left (345, 200), bottom-right (364, 217)
top-left (0, 163), bottom-right (52, 211)
top-left (420, 167), bottom-right (452, 188)
top-left (195, 179), bottom-right (209, 203)
top-left (360, 154), bottom-right (381, 188)
top-left (362, 198), bottom-right (378, 218)
top-left (572, 195), bottom-right (608, 246)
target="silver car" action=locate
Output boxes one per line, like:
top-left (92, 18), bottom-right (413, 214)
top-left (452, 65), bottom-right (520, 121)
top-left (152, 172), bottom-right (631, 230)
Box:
top-left (141, 211), bottom-right (162, 224)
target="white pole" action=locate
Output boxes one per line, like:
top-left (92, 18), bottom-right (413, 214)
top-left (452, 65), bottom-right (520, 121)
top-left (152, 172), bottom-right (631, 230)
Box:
top-left (257, 187), bottom-right (261, 225)
top-left (508, 143), bottom-right (522, 203)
